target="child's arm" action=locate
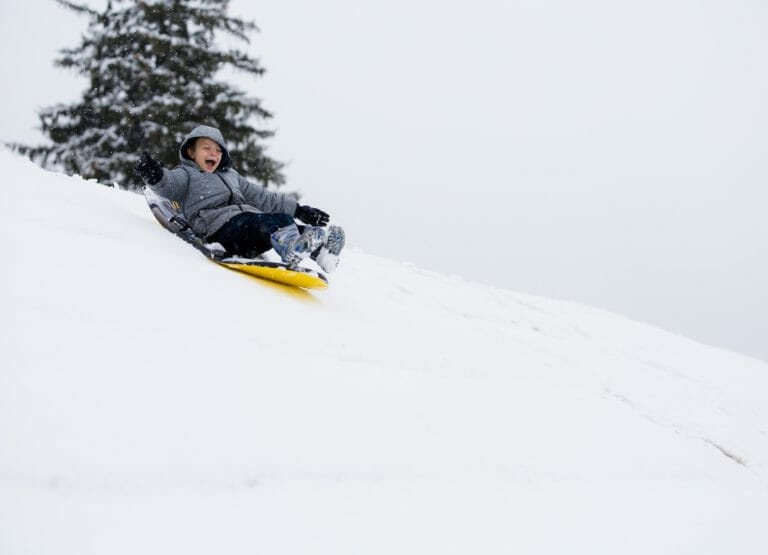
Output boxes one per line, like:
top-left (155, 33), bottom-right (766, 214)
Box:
top-left (237, 174), bottom-right (299, 216)
top-left (135, 151), bottom-right (188, 199)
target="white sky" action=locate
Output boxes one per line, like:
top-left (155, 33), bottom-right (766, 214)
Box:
top-left (1, 0), bottom-right (766, 361)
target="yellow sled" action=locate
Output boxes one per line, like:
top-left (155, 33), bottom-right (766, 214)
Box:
top-left (218, 259), bottom-right (328, 290)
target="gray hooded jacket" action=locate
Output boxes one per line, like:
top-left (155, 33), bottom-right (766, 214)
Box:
top-left (146, 125), bottom-right (298, 240)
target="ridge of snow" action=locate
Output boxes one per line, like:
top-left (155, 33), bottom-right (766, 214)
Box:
top-left (1, 148), bottom-right (767, 554)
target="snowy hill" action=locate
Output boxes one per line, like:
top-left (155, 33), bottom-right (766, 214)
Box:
top-left (1, 148), bottom-right (767, 554)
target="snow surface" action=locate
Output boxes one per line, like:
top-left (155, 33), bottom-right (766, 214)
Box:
top-left (1, 148), bottom-right (767, 554)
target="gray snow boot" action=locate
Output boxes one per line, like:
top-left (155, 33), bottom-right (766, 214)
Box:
top-left (271, 225), bottom-right (327, 267)
top-left (311, 225), bottom-right (345, 273)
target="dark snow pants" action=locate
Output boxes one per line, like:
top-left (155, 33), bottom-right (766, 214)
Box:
top-left (208, 212), bottom-right (297, 258)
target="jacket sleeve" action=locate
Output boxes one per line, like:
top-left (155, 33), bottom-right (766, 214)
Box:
top-left (238, 174), bottom-right (298, 216)
top-left (146, 166), bottom-right (189, 201)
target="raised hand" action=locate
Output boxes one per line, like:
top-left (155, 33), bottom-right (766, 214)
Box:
top-left (134, 150), bottom-right (163, 185)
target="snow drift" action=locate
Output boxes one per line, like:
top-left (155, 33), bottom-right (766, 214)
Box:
top-left (1, 149), bottom-right (767, 554)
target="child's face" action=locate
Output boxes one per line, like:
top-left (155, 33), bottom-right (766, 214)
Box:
top-left (187, 138), bottom-right (223, 172)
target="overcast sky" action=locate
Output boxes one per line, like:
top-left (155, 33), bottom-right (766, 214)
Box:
top-left (1, 0), bottom-right (766, 361)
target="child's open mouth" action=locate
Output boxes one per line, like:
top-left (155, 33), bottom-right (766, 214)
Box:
top-left (205, 158), bottom-right (217, 170)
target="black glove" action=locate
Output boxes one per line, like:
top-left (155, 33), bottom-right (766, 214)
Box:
top-left (134, 150), bottom-right (163, 185)
top-left (295, 204), bottom-right (330, 226)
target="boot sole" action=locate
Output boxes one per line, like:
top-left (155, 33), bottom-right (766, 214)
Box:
top-left (325, 225), bottom-right (345, 256)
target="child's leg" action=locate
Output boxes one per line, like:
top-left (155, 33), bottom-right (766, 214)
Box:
top-left (209, 212), bottom-right (294, 257)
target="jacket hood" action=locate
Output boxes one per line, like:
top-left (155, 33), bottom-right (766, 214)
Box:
top-left (179, 125), bottom-right (233, 170)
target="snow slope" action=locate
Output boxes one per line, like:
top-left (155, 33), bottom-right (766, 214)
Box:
top-left (1, 148), bottom-right (767, 554)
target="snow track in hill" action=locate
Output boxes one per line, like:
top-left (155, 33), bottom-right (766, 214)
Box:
top-left (2, 148), bottom-right (767, 554)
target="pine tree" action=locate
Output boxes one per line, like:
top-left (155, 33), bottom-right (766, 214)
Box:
top-left (21, 0), bottom-right (284, 189)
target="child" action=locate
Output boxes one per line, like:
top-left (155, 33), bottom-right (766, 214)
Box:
top-left (135, 125), bottom-right (344, 272)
